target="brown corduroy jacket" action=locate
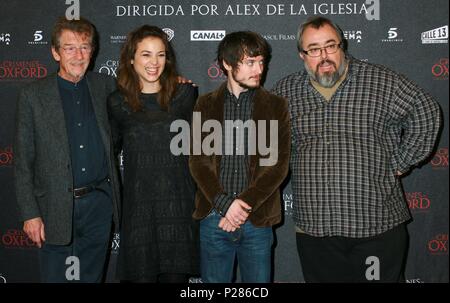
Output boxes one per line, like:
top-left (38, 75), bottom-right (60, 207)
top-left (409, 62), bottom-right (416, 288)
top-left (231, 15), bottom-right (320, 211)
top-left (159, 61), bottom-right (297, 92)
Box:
top-left (189, 83), bottom-right (291, 227)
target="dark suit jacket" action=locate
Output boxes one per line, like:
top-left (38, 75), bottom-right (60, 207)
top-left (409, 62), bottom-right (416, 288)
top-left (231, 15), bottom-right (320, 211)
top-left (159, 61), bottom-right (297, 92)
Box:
top-left (14, 72), bottom-right (121, 245)
top-left (189, 83), bottom-right (291, 227)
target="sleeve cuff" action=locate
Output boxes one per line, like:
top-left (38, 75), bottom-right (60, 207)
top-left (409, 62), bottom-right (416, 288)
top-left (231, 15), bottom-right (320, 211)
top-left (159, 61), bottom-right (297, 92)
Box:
top-left (391, 153), bottom-right (411, 175)
top-left (213, 193), bottom-right (235, 216)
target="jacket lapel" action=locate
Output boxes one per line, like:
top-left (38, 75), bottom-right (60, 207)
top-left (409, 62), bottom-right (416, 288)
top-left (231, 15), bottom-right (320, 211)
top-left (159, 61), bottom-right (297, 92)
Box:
top-left (209, 83), bottom-right (227, 174)
top-left (209, 82), bottom-right (226, 122)
top-left (250, 88), bottom-right (263, 177)
top-left (249, 88), bottom-right (271, 177)
top-left (39, 74), bottom-right (71, 159)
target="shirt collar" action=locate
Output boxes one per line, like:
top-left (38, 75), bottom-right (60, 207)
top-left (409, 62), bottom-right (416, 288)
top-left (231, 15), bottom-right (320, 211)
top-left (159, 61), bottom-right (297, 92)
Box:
top-left (225, 87), bottom-right (255, 103)
top-left (57, 73), bottom-right (87, 90)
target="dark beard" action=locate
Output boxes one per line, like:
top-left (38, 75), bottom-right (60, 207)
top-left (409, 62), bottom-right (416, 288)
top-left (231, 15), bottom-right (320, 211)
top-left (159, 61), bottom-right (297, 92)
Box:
top-left (231, 70), bottom-right (260, 89)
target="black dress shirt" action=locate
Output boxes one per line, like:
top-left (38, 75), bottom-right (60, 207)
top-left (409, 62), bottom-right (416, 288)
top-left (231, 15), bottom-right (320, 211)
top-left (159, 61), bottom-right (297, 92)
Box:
top-left (58, 75), bottom-right (108, 188)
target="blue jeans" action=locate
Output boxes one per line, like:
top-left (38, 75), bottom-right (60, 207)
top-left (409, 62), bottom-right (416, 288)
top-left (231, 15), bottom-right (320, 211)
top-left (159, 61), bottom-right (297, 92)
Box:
top-left (200, 211), bottom-right (273, 283)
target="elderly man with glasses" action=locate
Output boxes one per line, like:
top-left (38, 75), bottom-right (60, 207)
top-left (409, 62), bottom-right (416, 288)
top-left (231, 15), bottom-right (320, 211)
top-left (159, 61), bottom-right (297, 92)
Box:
top-left (272, 16), bottom-right (441, 283)
top-left (15, 17), bottom-right (121, 282)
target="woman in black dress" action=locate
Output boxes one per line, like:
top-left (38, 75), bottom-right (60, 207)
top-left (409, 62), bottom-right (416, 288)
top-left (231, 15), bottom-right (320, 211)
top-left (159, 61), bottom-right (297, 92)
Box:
top-left (107, 25), bottom-right (199, 283)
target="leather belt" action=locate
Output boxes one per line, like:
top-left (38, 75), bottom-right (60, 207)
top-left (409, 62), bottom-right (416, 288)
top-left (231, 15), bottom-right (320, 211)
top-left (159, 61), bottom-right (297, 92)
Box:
top-left (73, 177), bottom-right (110, 199)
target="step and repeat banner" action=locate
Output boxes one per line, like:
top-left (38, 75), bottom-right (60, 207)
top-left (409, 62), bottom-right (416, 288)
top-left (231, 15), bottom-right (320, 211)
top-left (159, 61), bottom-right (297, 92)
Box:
top-left (0, 0), bottom-right (448, 283)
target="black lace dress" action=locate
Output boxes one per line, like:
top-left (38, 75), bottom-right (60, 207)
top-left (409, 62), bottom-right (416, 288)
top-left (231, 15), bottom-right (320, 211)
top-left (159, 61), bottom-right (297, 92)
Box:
top-left (107, 83), bottom-right (199, 281)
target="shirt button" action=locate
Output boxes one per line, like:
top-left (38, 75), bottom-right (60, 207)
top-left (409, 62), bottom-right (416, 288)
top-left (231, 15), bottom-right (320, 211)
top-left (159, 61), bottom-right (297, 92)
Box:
top-left (237, 103), bottom-right (240, 107)
top-left (234, 169), bottom-right (238, 173)
top-left (81, 168), bottom-right (86, 172)
top-left (76, 101), bottom-right (80, 105)
top-left (77, 123), bottom-right (82, 127)
top-left (326, 142), bottom-right (330, 145)
top-left (80, 145), bottom-right (84, 149)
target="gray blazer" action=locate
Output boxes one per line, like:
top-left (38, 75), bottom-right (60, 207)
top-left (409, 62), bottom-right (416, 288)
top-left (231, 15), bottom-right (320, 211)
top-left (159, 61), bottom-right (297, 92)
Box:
top-left (14, 72), bottom-right (121, 245)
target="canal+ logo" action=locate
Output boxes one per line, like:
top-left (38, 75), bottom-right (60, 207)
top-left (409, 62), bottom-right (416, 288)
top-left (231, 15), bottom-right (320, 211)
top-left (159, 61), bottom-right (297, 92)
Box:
top-left (190, 30), bottom-right (225, 41)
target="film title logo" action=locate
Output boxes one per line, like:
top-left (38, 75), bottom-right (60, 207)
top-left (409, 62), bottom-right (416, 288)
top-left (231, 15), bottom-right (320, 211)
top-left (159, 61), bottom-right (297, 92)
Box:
top-left (98, 60), bottom-right (119, 77)
top-left (0, 61), bottom-right (48, 81)
top-left (0, 146), bottom-right (13, 166)
top-left (1, 229), bottom-right (36, 248)
top-left (207, 61), bottom-right (226, 81)
top-left (283, 193), bottom-right (293, 216)
top-left (428, 234), bottom-right (448, 255)
top-left (406, 192), bottom-right (431, 212)
top-left (431, 148), bottom-right (448, 169)
top-left (432, 59), bottom-right (449, 80)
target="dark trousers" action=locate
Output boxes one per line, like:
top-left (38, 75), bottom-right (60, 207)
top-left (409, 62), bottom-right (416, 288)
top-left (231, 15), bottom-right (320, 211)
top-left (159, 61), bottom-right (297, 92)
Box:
top-left (39, 190), bottom-right (113, 283)
top-left (296, 223), bottom-right (408, 283)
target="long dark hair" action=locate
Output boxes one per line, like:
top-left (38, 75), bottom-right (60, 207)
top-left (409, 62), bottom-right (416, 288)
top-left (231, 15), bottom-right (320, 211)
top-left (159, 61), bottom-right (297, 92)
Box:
top-left (117, 25), bottom-right (178, 111)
